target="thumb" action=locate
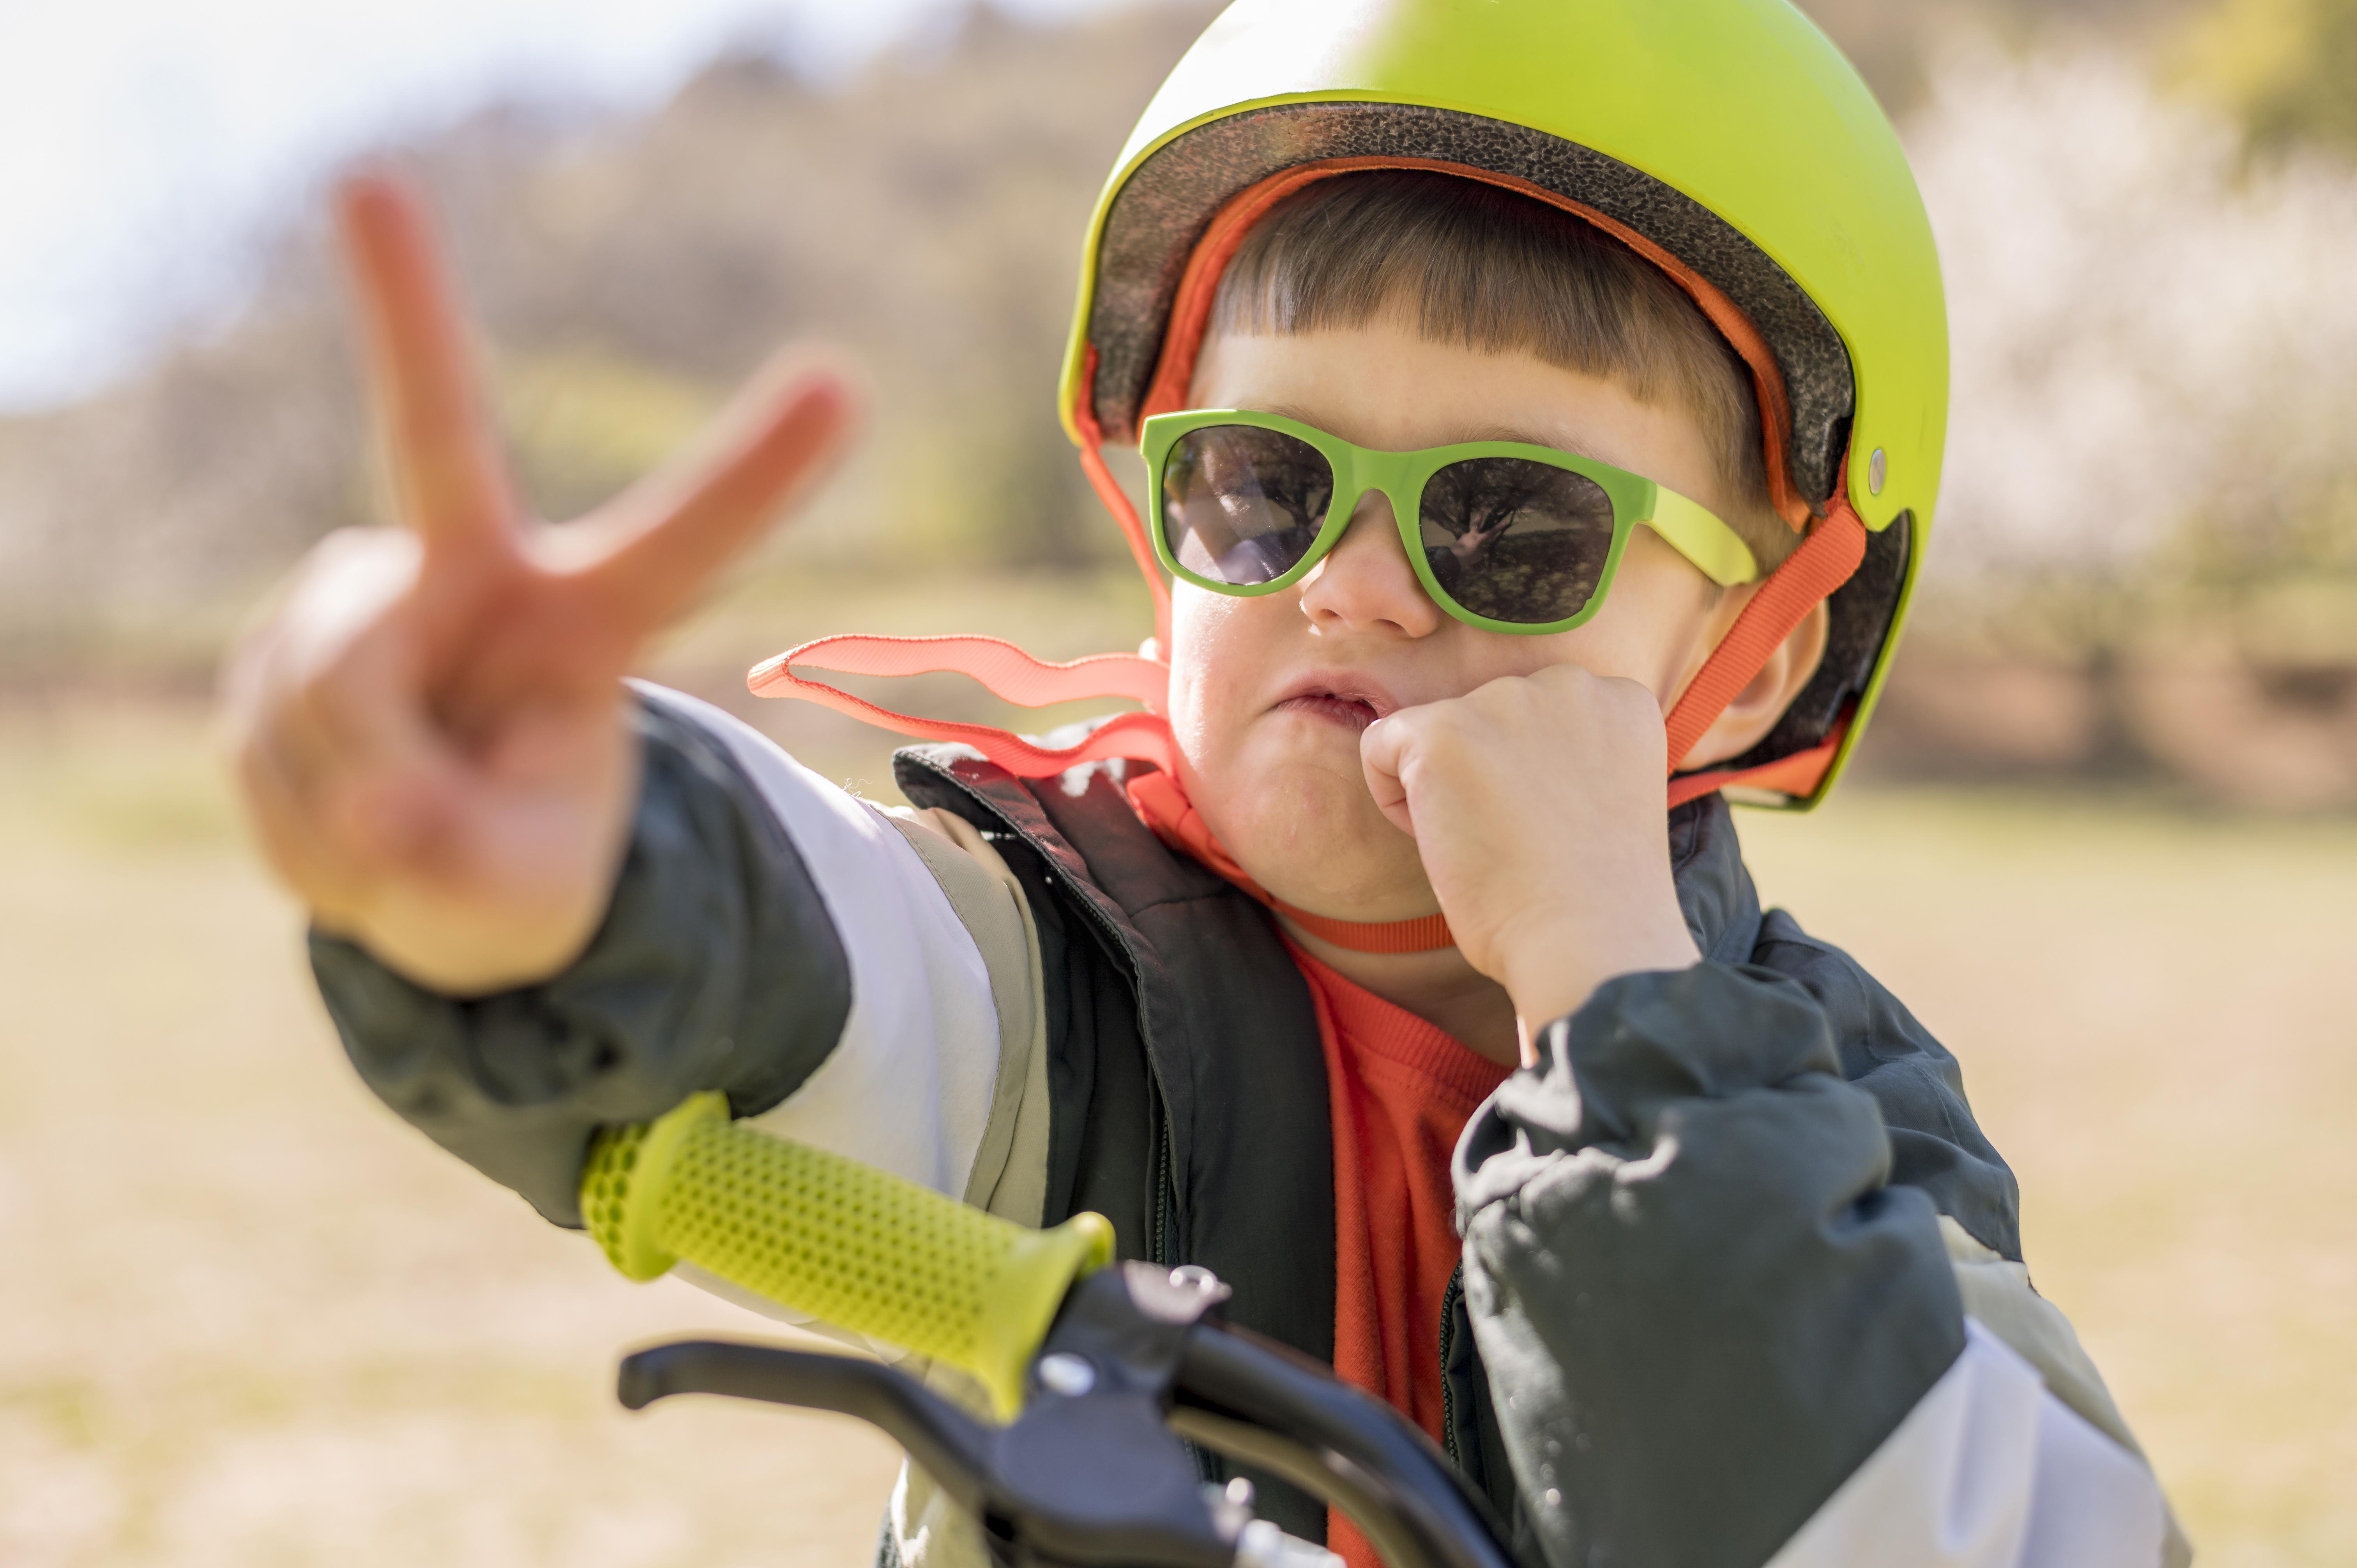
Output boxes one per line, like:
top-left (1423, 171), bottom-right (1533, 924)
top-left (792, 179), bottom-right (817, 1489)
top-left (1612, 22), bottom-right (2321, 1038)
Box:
top-left (1359, 714), bottom-right (1418, 838)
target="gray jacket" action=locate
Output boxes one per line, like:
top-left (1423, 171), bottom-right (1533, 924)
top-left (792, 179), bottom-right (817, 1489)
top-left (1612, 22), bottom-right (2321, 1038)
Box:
top-left (313, 686), bottom-right (2186, 1568)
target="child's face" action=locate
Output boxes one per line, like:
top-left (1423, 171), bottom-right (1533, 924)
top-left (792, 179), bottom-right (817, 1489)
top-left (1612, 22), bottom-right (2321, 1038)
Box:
top-left (1168, 315), bottom-right (1767, 920)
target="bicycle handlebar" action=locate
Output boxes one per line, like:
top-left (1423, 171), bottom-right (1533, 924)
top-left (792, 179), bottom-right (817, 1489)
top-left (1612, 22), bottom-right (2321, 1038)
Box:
top-left (585, 1097), bottom-right (1518, 1568)
top-left (578, 1092), bottom-right (1115, 1415)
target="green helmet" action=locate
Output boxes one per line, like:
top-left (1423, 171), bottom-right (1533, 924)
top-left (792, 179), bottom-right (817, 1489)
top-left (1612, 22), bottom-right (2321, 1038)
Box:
top-left (1055, 0), bottom-right (1946, 807)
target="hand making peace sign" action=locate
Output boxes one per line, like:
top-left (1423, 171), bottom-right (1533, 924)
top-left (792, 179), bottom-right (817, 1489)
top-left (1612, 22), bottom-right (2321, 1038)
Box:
top-left (225, 172), bottom-right (859, 995)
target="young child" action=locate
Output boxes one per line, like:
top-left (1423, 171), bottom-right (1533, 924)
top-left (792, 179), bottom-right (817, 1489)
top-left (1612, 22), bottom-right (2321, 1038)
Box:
top-left (228, 2), bottom-right (2188, 1564)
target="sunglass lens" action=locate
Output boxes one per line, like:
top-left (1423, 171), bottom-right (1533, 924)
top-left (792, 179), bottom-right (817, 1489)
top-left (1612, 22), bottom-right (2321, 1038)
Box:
top-left (1161, 425), bottom-right (1334, 586)
top-left (1419, 457), bottom-right (1617, 624)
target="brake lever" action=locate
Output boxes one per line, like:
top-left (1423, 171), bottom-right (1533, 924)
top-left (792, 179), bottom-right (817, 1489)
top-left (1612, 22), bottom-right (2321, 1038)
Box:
top-left (618, 1262), bottom-right (1251, 1568)
top-left (619, 1339), bottom-right (997, 1520)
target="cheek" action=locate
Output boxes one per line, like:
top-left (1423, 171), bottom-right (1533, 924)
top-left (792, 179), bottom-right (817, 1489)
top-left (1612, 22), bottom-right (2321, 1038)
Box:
top-left (1548, 539), bottom-right (1723, 700)
top-left (1165, 585), bottom-right (1366, 834)
top-left (1166, 584), bottom-right (1268, 761)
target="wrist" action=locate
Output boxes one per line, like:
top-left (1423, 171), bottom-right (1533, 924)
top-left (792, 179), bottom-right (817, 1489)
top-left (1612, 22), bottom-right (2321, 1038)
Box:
top-left (1500, 913), bottom-right (1700, 1042)
top-left (345, 897), bottom-right (606, 997)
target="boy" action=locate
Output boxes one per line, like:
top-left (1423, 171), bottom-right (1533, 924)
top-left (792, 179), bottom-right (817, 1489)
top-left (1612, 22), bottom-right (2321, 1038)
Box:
top-left (228, 2), bottom-right (2187, 1564)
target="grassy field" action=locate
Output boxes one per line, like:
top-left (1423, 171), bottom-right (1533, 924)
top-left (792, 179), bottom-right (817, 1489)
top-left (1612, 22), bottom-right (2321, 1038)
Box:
top-left (4, 587), bottom-right (2353, 1564)
top-left (1742, 793), bottom-right (2357, 1564)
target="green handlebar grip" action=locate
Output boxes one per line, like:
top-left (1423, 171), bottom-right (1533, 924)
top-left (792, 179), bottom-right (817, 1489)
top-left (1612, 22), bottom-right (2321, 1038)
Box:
top-left (579, 1093), bottom-right (1115, 1417)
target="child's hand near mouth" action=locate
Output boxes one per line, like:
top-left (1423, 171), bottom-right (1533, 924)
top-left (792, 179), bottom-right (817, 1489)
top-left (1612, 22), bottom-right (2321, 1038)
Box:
top-left (1360, 663), bottom-right (1700, 1056)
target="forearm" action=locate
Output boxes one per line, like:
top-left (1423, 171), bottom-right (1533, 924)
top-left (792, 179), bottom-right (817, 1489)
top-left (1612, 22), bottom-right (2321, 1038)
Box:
top-left (1454, 962), bottom-right (2172, 1567)
top-left (1769, 1321), bottom-right (2171, 1568)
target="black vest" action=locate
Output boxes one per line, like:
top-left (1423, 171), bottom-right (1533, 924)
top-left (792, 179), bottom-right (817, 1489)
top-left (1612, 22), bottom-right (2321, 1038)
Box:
top-left (894, 744), bottom-right (2021, 1546)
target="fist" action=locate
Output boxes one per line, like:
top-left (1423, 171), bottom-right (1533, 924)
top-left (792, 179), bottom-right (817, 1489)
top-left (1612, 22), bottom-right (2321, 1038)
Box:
top-left (1358, 662), bottom-right (1700, 1039)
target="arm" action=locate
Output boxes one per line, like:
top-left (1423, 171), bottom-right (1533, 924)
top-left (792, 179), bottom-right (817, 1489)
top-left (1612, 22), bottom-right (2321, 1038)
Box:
top-left (313, 687), bottom-right (1007, 1226)
top-left (1454, 964), bottom-right (2175, 1568)
top-left (224, 178), bottom-right (1033, 1236)
top-left (1770, 1321), bottom-right (2172, 1568)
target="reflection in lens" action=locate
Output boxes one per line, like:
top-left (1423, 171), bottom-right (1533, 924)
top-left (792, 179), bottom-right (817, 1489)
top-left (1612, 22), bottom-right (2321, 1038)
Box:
top-left (1161, 425), bottom-right (1334, 586)
top-left (1419, 457), bottom-right (1616, 623)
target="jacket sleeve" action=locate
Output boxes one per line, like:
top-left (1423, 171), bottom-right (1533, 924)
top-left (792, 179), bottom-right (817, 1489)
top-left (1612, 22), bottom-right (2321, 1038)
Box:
top-left (1452, 961), bottom-right (2171, 1568)
top-left (310, 683), bottom-right (1003, 1229)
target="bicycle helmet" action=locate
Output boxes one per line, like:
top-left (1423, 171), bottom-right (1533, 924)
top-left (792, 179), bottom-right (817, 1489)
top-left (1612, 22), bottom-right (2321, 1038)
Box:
top-left (1053, 0), bottom-right (1947, 807)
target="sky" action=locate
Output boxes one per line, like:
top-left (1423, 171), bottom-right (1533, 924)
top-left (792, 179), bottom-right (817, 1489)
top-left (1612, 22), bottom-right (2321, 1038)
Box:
top-left (0, 0), bottom-right (1126, 413)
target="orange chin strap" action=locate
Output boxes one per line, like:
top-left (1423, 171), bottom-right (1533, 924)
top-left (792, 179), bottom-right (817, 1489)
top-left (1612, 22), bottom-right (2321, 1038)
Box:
top-left (747, 632), bottom-right (1178, 777)
top-left (1123, 770), bottom-right (1456, 954)
top-left (744, 621), bottom-right (1458, 950)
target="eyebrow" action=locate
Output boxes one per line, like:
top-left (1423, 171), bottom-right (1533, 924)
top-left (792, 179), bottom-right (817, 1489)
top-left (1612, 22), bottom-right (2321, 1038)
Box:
top-left (1455, 424), bottom-right (1603, 458)
top-left (1249, 404), bottom-right (1600, 458)
top-left (1255, 401), bottom-right (1332, 430)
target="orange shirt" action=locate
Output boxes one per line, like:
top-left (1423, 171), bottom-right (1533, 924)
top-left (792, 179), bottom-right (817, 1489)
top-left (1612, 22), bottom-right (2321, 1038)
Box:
top-left (1288, 945), bottom-right (1512, 1566)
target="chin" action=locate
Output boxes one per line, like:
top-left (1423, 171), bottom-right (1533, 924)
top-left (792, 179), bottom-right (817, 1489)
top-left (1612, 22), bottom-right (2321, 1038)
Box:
top-left (1204, 750), bottom-right (1425, 916)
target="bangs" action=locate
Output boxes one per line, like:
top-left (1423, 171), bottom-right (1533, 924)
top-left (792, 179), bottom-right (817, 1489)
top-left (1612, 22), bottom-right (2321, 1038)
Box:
top-left (1209, 171), bottom-right (1790, 567)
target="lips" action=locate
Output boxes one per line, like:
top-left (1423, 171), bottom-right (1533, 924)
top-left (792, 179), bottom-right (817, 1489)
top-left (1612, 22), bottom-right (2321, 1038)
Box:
top-left (1271, 673), bottom-right (1399, 732)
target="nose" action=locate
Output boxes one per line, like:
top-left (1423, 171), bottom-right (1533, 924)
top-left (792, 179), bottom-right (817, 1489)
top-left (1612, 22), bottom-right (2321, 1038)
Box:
top-left (1296, 491), bottom-right (1443, 638)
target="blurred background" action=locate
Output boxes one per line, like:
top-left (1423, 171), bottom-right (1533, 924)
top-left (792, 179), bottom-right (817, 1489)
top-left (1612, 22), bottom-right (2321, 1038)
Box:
top-left (3, 0), bottom-right (2354, 1563)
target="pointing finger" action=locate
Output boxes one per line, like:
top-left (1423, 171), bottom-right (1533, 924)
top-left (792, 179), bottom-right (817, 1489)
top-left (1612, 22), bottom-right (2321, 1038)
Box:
top-left (336, 170), bottom-right (516, 558)
top-left (569, 350), bottom-right (860, 633)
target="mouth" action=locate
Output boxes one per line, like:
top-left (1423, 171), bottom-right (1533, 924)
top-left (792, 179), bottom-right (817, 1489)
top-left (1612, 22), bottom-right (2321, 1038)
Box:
top-left (1272, 675), bottom-right (1398, 733)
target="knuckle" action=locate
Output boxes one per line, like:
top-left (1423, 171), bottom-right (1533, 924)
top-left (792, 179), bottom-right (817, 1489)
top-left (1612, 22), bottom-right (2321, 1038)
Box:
top-left (293, 650), bottom-right (357, 720)
top-left (306, 524), bottom-right (405, 579)
top-left (1419, 701), bottom-right (1479, 743)
top-left (1607, 676), bottom-right (1664, 723)
top-left (230, 716), bottom-right (277, 782)
top-left (1383, 703), bottom-right (1433, 738)
top-left (316, 777), bottom-right (385, 864)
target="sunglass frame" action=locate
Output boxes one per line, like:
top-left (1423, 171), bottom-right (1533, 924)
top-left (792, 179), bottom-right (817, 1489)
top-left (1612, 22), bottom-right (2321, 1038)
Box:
top-left (1139, 408), bottom-right (1759, 636)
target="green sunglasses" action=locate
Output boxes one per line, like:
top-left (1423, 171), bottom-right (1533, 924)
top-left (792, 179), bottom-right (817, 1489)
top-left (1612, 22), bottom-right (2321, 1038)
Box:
top-left (1140, 408), bottom-right (1760, 635)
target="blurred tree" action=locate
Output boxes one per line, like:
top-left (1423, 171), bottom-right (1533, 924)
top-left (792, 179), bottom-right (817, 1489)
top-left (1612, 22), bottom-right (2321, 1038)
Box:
top-left (0, 1), bottom-right (1221, 659)
top-left (1905, 38), bottom-right (2357, 786)
top-left (0, 0), bottom-right (2236, 650)
top-left (2177, 0), bottom-right (2357, 155)
top-left (1797, 0), bottom-right (2196, 114)
top-left (11, 0), bottom-right (2357, 807)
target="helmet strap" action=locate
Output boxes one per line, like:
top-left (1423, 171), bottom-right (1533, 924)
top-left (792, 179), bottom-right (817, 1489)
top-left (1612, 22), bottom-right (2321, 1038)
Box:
top-left (1662, 481), bottom-right (1869, 807)
top-left (747, 632), bottom-right (1178, 776)
top-left (1122, 771), bottom-right (1456, 953)
top-left (1071, 352), bottom-right (1172, 653)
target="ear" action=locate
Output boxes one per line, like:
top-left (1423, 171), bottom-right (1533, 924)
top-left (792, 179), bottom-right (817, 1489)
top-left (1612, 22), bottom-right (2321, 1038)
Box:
top-left (1678, 599), bottom-right (1832, 770)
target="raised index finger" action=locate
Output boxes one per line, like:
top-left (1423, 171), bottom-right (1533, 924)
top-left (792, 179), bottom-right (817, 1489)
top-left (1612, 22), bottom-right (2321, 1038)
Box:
top-left (335, 170), bottom-right (514, 551)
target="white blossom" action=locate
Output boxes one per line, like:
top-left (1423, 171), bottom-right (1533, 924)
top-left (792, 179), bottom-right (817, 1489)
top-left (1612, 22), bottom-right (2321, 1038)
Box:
top-left (1908, 39), bottom-right (2357, 586)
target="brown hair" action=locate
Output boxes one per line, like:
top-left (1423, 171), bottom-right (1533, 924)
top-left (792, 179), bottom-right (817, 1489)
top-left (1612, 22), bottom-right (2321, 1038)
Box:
top-left (1209, 170), bottom-right (1792, 568)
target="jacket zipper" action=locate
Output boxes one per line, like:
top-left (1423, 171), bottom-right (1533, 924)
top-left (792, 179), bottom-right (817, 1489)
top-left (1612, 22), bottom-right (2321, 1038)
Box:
top-left (1438, 1262), bottom-right (1465, 1467)
top-left (1151, 1097), bottom-right (1178, 1265)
